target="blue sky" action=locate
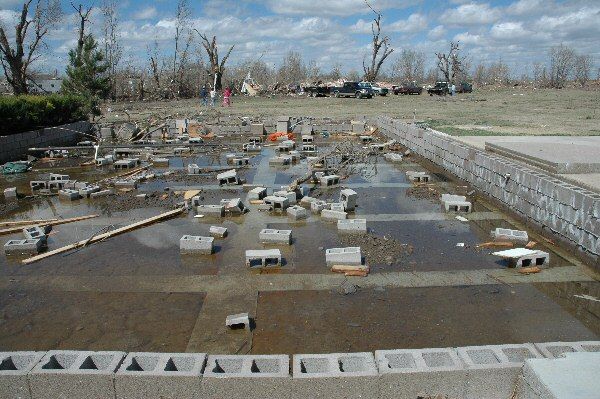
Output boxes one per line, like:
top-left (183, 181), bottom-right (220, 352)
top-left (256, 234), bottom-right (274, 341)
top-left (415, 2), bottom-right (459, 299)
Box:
top-left (1, 0), bottom-right (599, 77)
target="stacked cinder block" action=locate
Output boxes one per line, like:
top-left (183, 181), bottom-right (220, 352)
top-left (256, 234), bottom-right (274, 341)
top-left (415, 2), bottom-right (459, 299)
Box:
top-left (457, 343), bottom-right (543, 398)
top-left (321, 208), bottom-right (347, 221)
top-left (203, 355), bottom-right (290, 399)
top-left (311, 200), bottom-right (329, 214)
top-left (196, 204), bottom-right (225, 217)
top-left (376, 347), bottom-right (467, 399)
top-left (0, 351), bottom-right (45, 399)
top-left (375, 116), bottom-right (600, 262)
top-left (115, 352), bottom-right (206, 399)
top-left (292, 352), bottom-right (377, 398)
top-left (247, 187), bottom-right (267, 200)
top-left (534, 341), bottom-right (600, 358)
top-left (29, 350), bottom-right (125, 399)
top-left (58, 189), bottom-right (81, 201)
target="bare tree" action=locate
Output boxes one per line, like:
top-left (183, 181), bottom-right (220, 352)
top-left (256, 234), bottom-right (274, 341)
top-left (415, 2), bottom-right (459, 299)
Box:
top-left (533, 62), bottom-right (548, 87)
top-left (549, 44), bottom-right (575, 88)
top-left (72, 2), bottom-right (92, 58)
top-left (574, 54), bottom-right (593, 87)
top-left (362, 0), bottom-right (393, 82)
top-left (391, 49), bottom-right (425, 83)
top-left (0, 0), bottom-right (62, 94)
top-left (196, 31), bottom-right (234, 90)
top-left (435, 41), bottom-right (465, 84)
top-left (172, 0), bottom-right (191, 96)
top-left (101, 0), bottom-right (122, 100)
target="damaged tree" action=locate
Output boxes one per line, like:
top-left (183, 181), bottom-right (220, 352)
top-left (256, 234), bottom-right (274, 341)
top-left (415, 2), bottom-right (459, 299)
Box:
top-left (196, 31), bottom-right (234, 90)
top-left (435, 41), bottom-right (465, 84)
top-left (362, 0), bottom-right (393, 82)
top-left (0, 0), bottom-right (62, 94)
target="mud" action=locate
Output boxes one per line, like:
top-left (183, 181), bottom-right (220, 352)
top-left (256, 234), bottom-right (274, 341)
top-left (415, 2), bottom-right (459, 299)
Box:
top-left (340, 233), bottom-right (413, 267)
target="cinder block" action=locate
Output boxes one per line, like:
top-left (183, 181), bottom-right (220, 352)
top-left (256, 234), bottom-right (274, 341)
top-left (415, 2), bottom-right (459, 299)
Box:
top-left (209, 226), bottom-right (228, 238)
top-left (115, 352), bottom-right (206, 399)
top-left (4, 239), bottom-right (43, 255)
top-left (310, 200), bottom-right (329, 214)
top-left (457, 343), bottom-right (542, 398)
top-left (3, 187), bottom-right (17, 199)
top-left (203, 355), bottom-right (290, 399)
top-left (292, 352), bottom-right (377, 399)
top-left (287, 205), bottom-right (308, 220)
top-left (0, 351), bottom-right (45, 399)
top-left (247, 187), bottom-right (267, 201)
top-left (491, 228), bottom-right (529, 244)
top-left (30, 350), bottom-right (125, 399)
top-left (196, 205), bottom-right (225, 217)
top-left (90, 189), bottom-right (113, 198)
top-left (245, 249), bottom-right (282, 268)
top-left (180, 235), bottom-right (214, 254)
top-left (58, 189), bottom-right (81, 201)
top-left (259, 229), bottom-right (292, 245)
top-left (376, 347), bottom-right (467, 399)
top-left (339, 189), bottom-right (357, 211)
top-left (264, 196), bottom-right (290, 211)
top-left (337, 219), bottom-right (367, 234)
top-left (325, 247), bottom-right (362, 266)
top-left (79, 185), bottom-right (101, 197)
top-left (534, 341), bottom-right (600, 358)
top-left (321, 209), bottom-right (347, 221)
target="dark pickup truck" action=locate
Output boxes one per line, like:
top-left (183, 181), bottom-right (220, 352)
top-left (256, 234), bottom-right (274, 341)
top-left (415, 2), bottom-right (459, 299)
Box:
top-left (304, 86), bottom-right (330, 97)
top-left (393, 82), bottom-right (423, 95)
top-left (427, 81), bottom-right (450, 96)
top-left (330, 81), bottom-right (373, 99)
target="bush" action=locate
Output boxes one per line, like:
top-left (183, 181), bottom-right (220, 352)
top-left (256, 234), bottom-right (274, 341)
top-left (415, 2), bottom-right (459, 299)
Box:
top-left (0, 95), bottom-right (88, 136)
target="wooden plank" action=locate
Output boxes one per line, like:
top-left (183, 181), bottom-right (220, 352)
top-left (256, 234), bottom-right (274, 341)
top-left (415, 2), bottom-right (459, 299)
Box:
top-left (22, 208), bottom-right (185, 265)
top-left (0, 214), bottom-right (99, 236)
top-left (0, 218), bottom-right (59, 227)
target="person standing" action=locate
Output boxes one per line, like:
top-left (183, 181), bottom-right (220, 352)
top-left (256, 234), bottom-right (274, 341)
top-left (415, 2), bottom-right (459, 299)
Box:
top-left (200, 86), bottom-right (208, 106)
top-left (451, 83), bottom-right (456, 96)
top-left (210, 88), bottom-right (216, 107)
top-left (223, 86), bottom-right (232, 107)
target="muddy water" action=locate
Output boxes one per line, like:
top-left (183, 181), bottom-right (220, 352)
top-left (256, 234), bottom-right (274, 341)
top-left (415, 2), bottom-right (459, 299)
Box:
top-left (252, 283), bottom-right (600, 355)
top-left (0, 137), bottom-right (597, 354)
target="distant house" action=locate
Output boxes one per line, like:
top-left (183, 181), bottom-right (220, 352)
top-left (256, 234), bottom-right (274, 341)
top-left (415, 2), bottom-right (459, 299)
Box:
top-left (28, 77), bottom-right (63, 94)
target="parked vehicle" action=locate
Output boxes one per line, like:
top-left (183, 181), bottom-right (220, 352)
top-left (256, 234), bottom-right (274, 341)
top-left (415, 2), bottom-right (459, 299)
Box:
top-left (456, 82), bottom-right (473, 93)
top-left (304, 86), bottom-right (330, 97)
top-left (330, 82), bottom-right (373, 98)
top-left (360, 82), bottom-right (388, 96)
top-left (427, 81), bottom-right (450, 96)
top-left (393, 82), bottom-right (423, 95)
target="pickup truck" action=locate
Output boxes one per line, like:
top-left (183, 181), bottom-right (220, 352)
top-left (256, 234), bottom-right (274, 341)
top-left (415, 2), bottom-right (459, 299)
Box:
top-left (304, 85), bottom-right (330, 97)
top-left (330, 81), bottom-right (373, 98)
top-left (393, 82), bottom-right (423, 95)
top-left (359, 82), bottom-right (388, 96)
top-left (427, 81), bottom-right (449, 96)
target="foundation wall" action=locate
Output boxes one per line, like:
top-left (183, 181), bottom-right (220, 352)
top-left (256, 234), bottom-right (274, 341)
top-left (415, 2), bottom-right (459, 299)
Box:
top-left (0, 121), bottom-right (91, 164)
top-left (374, 117), bottom-right (600, 265)
top-left (2, 341), bottom-right (597, 399)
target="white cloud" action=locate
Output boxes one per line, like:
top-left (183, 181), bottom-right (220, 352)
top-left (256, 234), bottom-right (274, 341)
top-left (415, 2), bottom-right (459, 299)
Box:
top-left (443, 3), bottom-right (502, 26)
top-left (263, 0), bottom-right (416, 16)
top-left (0, 0), bottom-right (22, 9)
top-left (350, 18), bottom-right (371, 34)
top-left (388, 13), bottom-right (428, 33)
top-left (453, 31), bottom-right (484, 45)
top-left (428, 24), bottom-right (446, 40)
top-left (490, 22), bottom-right (528, 40)
top-left (134, 6), bottom-right (158, 20)
top-left (506, 0), bottom-right (544, 16)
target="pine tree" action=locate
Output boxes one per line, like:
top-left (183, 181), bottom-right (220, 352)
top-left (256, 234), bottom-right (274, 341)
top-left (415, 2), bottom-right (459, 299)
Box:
top-left (62, 35), bottom-right (110, 115)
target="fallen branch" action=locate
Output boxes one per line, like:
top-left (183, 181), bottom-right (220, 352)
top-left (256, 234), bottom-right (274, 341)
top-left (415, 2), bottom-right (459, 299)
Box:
top-left (0, 215), bottom-right (99, 236)
top-left (22, 208), bottom-right (185, 265)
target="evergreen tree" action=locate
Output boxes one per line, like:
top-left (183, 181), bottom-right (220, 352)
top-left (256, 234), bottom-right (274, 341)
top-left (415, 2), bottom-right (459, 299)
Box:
top-left (62, 35), bottom-right (110, 115)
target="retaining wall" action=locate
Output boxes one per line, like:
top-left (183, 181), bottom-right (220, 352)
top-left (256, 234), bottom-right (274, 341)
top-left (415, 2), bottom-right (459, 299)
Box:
top-left (374, 117), bottom-right (600, 264)
top-left (0, 121), bottom-right (91, 164)
top-left (1, 341), bottom-right (597, 399)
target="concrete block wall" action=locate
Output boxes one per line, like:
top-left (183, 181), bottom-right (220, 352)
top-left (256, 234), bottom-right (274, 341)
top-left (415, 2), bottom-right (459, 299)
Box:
top-left (374, 116), bottom-right (600, 262)
top-left (0, 121), bottom-right (91, 164)
top-left (1, 341), bottom-right (598, 398)
top-left (208, 120), bottom-right (353, 137)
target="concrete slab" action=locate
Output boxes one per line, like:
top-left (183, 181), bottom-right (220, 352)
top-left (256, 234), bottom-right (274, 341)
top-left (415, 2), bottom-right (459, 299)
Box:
top-left (518, 352), bottom-right (600, 399)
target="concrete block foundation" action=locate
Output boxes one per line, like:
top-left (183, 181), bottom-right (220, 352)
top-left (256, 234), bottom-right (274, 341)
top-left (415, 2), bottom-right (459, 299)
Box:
top-left (0, 351), bottom-right (45, 399)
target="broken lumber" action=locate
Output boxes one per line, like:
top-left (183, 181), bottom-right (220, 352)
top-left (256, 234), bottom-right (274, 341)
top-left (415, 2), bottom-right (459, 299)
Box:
top-left (477, 241), bottom-right (514, 249)
top-left (525, 241), bottom-right (537, 249)
top-left (344, 270), bottom-right (369, 277)
top-left (0, 214), bottom-right (99, 236)
top-left (0, 218), bottom-right (59, 227)
top-left (518, 266), bottom-right (541, 275)
top-left (331, 265), bottom-right (369, 273)
top-left (22, 208), bottom-right (185, 264)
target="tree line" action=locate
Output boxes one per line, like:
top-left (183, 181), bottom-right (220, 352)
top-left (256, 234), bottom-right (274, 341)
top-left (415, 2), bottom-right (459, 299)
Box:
top-left (0, 0), bottom-right (597, 107)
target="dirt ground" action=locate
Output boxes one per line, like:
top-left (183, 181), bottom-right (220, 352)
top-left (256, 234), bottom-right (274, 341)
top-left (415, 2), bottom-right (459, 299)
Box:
top-left (101, 87), bottom-right (600, 136)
